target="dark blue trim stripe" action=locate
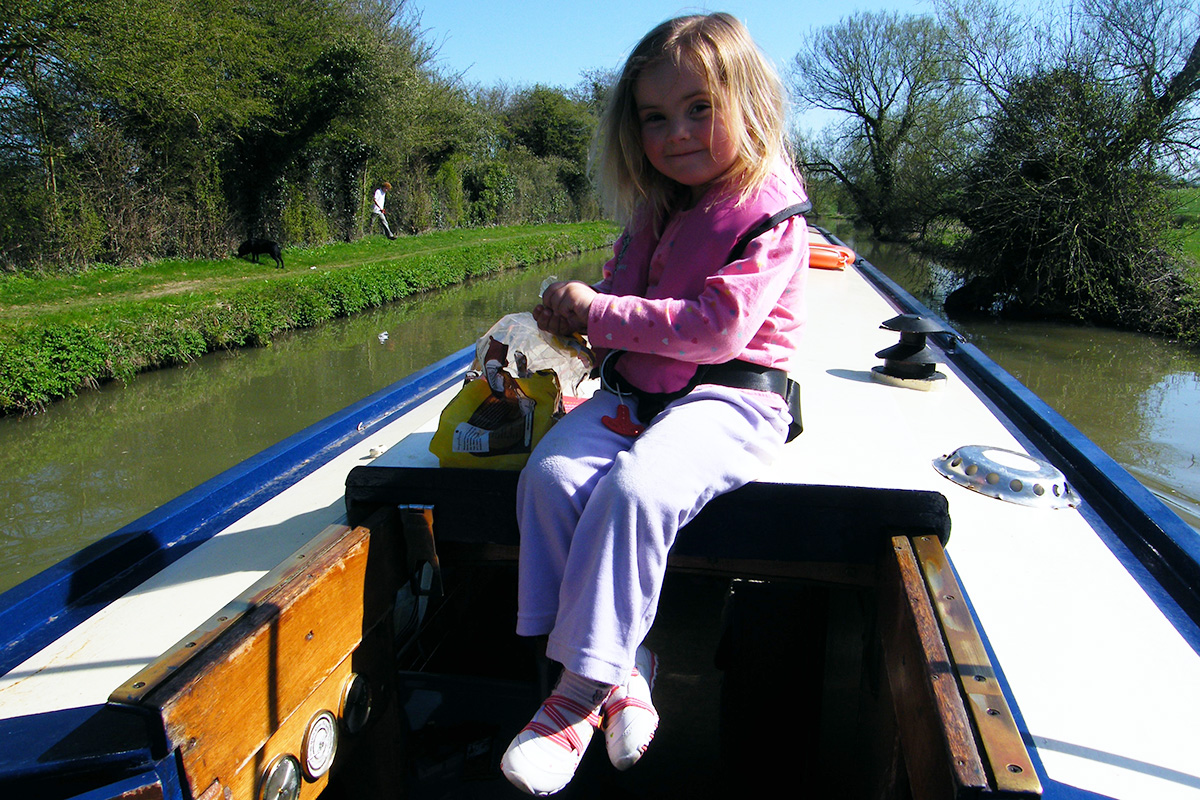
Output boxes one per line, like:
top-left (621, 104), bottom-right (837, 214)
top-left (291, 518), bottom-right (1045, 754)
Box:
top-left (845, 244), bottom-right (1200, 630)
top-left (0, 347), bottom-right (474, 676)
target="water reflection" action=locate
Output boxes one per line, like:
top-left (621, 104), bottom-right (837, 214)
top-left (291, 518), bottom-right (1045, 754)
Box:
top-left (0, 252), bottom-right (608, 593)
top-left (825, 218), bottom-right (1200, 533)
top-left (969, 321), bottom-right (1200, 529)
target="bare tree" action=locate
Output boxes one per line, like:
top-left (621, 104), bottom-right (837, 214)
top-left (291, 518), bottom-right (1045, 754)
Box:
top-left (939, 0), bottom-right (1200, 171)
top-left (936, 0), bottom-right (1056, 111)
top-left (790, 11), bottom-right (972, 238)
top-left (1082, 0), bottom-right (1200, 169)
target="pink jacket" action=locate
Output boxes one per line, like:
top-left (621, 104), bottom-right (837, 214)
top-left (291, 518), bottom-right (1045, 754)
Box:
top-left (588, 167), bottom-right (810, 394)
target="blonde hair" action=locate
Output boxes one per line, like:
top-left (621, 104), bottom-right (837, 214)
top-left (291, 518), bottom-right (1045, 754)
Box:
top-left (592, 13), bottom-right (791, 225)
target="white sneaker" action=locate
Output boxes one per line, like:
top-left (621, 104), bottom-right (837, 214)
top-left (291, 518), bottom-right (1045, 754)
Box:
top-left (602, 646), bottom-right (659, 770)
top-left (501, 692), bottom-right (605, 795)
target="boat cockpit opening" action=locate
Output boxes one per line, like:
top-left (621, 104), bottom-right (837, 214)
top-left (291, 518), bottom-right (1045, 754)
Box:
top-left (76, 467), bottom-right (1037, 800)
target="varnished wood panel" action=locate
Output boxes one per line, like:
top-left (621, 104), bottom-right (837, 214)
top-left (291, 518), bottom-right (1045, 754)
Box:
top-left (880, 536), bottom-right (988, 800)
top-left (134, 511), bottom-right (400, 800)
top-left (113, 780), bottom-right (166, 800)
top-left (912, 535), bottom-right (1041, 796)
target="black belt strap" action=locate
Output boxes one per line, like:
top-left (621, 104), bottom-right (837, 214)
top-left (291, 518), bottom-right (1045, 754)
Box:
top-left (727, 201), bottom-right (812, 262)
top-left (698, 361), bottom-right (803, 441)
top-left (600, 355), bottom-right (803, 441)
top-left (701, 360), bottom-right (790, 395)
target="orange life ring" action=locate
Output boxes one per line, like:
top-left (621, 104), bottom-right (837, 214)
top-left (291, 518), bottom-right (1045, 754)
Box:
top-left (809, 242), bottom-right (856, 270)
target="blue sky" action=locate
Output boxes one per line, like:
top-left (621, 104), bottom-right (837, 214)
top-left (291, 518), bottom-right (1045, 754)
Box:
top-left (414, 0), bottom-right (943, 132)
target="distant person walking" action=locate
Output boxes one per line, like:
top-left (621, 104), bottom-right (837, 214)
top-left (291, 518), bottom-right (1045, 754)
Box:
top-left (373, 181), bottom-right (397, 239)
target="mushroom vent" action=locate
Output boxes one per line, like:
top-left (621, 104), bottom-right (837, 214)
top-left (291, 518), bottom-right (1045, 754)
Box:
top-left (933, 445), bottom-right (1081, 509)
top-left (871, 314), bottom-right (950, 389)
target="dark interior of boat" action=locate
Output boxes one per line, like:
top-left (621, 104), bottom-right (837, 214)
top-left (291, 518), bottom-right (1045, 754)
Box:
top-left (324, 467), bottom-right (1038, 800)
top-left (372, 560), bottom-right (903, 799)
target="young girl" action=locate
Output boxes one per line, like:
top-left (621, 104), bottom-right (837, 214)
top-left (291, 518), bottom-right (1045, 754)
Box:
top-left (501, 13), bottom-right (810, 795)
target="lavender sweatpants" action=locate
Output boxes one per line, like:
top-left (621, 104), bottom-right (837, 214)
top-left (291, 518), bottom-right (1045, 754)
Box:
top-left (515, 384), bottom-right (791, 686)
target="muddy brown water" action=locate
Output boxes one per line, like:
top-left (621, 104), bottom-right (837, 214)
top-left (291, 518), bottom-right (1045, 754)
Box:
top-left (0, 254), bottom-right (604, 593)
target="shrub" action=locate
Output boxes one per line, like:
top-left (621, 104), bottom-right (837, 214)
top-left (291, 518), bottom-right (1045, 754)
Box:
top-left (948, 68), bottom-right (1195, 338)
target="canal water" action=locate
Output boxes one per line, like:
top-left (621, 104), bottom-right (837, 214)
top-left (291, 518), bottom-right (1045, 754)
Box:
top-left (0, 254), bottom-right (604, 594)
top-left (1, 232), bottom-right (1198, 595)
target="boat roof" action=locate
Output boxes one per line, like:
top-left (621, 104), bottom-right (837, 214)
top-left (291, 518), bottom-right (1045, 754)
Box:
top-left (1, 232), bottom-right (1199, 798)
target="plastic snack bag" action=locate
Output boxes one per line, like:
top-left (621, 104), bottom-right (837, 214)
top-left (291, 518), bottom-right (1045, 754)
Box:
top-left (472, 312), bottom-right (593, 395)
top-left (430, 323), bottom-right (583, 469)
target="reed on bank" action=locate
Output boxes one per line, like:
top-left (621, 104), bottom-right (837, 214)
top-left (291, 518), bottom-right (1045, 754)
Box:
top-left (0, 223), bottom-right (619, 415)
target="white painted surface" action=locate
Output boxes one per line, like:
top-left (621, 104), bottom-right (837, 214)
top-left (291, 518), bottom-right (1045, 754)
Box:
top-left (776, 264), bottom-right (1200, 799)
top-left (0, 385), bottom-right (456, 718)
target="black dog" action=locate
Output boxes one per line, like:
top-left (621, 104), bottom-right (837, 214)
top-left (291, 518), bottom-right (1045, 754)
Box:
top-left (236, 238), bottom-right (284, 269)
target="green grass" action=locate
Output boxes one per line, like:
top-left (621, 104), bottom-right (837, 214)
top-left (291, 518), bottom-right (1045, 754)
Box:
top-left (1172, 186), bottom-right (1200, 233)
top-left (0, 226), bottom-right (610, 316)
top-left (1184, 227), bottom-right (1200, 269)
top-left (1174, 185), bottom-right (1200, 212)
top-left (1172, 188), bottom-right (1200, 284)
top-left (0, 223), bottom-right (619, 414)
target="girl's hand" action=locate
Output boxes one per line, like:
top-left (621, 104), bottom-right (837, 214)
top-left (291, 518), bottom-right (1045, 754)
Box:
top-left (533, 304), bottom-right (578, 336)
top-left (534, 281), bottom-right (597, 335)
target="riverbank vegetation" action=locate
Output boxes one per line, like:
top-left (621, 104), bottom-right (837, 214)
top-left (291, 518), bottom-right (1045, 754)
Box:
top-left (0, 0), bottom-right (602, 271)
top-left (4, 0), bottom-right (1199, 380)
top-left (1180, 188), bottom-right (1200, 263)
top-left (0, 222), bottom-right (617, 414)
top-left (791, 0), bottom-right (1200, 344)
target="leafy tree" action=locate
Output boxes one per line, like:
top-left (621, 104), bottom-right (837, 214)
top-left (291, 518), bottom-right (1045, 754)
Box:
top-left (569, 69), bottom-right (615, 117)
top-left (1, 0), bottom-right (298, 262)
top-left (949, 69), bottom-right (1179, 325)
top-left (0, 0), bottom-right (600, 269)
top-left (226, 35), bottom-right (377, 239)
top-left (505, 86), bottom-right (591, 163)
top-left (503, 85), bottom-right (594, 214)
top-left (463, 159), bottom-right (517, 225)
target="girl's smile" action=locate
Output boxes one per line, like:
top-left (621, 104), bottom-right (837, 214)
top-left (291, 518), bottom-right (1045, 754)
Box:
top-left (635, 59), bottom-right (739, 203)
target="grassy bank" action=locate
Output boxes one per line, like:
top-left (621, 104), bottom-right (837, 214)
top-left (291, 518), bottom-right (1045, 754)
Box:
top-left (1177, 188), bottom-right (1200, 268)
top-left (0, 223), bottom-right (619, 415)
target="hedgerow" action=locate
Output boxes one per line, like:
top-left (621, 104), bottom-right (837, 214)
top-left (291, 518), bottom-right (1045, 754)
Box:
top-left (0, 223), bottom-right (617, 414)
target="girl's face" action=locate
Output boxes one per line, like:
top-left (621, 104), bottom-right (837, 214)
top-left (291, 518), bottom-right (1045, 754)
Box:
top-left (634, 58), bottom-right (739, 203)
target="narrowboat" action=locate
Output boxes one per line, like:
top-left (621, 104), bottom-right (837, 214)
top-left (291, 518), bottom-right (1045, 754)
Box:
top-left (1, 229), bottom-right (1197, 800)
